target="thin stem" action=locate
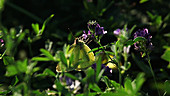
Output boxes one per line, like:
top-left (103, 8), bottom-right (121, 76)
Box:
top-left (97, 40), bottom-right (113, 61)
top-left (114, 43), bottom-right (122, 87)
top-left (97, 40), bottom-right (122, 87)
top-left (118, 62), bottom-right (122, 87)
top-left (147, 54), bottom-right (161, 96)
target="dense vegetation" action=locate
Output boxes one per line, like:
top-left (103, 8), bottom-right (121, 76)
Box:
top-left (0, 0), bottom-right (170, 96)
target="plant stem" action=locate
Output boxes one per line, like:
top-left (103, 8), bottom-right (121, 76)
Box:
top-left (114, 43), bottom-right (122, 87)
top-left (147, 54), bottom-right (161, 96)
top-left (118, 62), bottom-right (122, 87)
top-left (97, 40), bottom-right (122, 87)
top-left (97, 41), bottom-right (113, 61)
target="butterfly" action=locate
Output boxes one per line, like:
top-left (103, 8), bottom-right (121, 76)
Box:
top-left (56, 37), bottom-right (95, 72)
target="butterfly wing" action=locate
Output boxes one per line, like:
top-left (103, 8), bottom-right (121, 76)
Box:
top-left (56, 39), bottom-right (95, 72)
top-left (76, 42), bottom-right (95, 70)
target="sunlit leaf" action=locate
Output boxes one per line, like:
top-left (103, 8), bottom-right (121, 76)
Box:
top-left (96, 56), bottom-right (102, 82)
top-left (3, 56), bottom-right (14, 65)
top-left (32, 23), bottom-right (39, 35)
top-left (32, 57), bottom-right (51, 61)
top-left (124, 78), bottom-right (133, 94)
top-left (5, 59), bottom-right (27, 76)
top-left (65, 73), bottom-right (79, 80)
top-left (41, 14), bottom-right (54, 35)
top-left (40, 48), bottom-right (54, 61)
top-left (133, 37), bottom-right (147, 43)
top-left (36, 68), bottom-right (55, 77)
top-left (89, 83), bottom-right (101, 92)
top-left (140, 0), bottom-right (148, 4)
top-left (161, 47), bottom-right (170, 62)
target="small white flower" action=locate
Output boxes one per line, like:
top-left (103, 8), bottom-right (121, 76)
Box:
top-left (124, 45), bottom-right (131, 54)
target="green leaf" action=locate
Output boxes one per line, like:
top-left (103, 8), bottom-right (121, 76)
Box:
top-left (85, 67), bottom-right (95, 84)
top-left (16, 32), bottom-right (25, 45)
top-left (101, 91), bottom-right (127, 96)
top-left (89, 46), bottom-right (104, 53)
top-left (5, 59), bottom-right (28, 76)
top-left (0, 0), bottom-right (5, 10)
top-left (164, 80), bottom-right (170, 94)
top-left (40, 48), bottom-right (54, 61)
top-left (129, 25), bottom-right (136, 35)
top-left (12, 76), bottom-right (19, 86)
top-left (40, 14), bottom-right (54, 35)
top-left (32, 23), bottom-right (39, 35)
top-left (89, 83), bottom-right (101, 92)
top-left (147, 11), bottom-right (155, 20)
top-left (5, 65), bottom-right (18, 76)
top-left (101, 76), bottom-right (112, 88)
top-left (3, 56), bottom-right (15, 65)
top-left (55, 80), bottom-right (71, 96)
top-left (124, 78), bottom-right (133, 94)
top-left (164, 33), bottom-right (170, 37)
top-left (140, 0), bottom-right (148, 4)
top-left (63, 44), bottom-right (70, 55)
top-left (32, 57), bottom-right (51, 61)
top-left (133, 73), bottom-right (145, 93)
top-left (59, 51), bottom-right (68, 67)
top-left (96, 56), bottom-right (102, 82)
top-left (16, 59), bottom-right (27, 73)
top-left (141, 52), bottom-right (146, 58)
top-left (43, 68), bottom-right (56, 77)
top-left (155, 16), bottom-right (162, 25)
top-left (133, 37), bottom-right (147, 43)
top-left (65, 73), bottom-right (78, 80)
top-left (36, 68), bottom-right (55, 77)
top-left (110, 80), bottom-right (121, 89)
top-left (76, 92), bottom-right (97, 96)
top-left (161, 47), bottom-right (170, 62)
top-left (125, 40), bottom-right (134, 46)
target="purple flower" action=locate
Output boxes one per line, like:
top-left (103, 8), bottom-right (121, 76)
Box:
top-left (95, 24), bottom-right (107, 35)
top-left (113, 28), bottom-right (128, 36)
top-left (82, 31), bottom-right (88, 39)
top-left (133, 28), bottom-right (153, 51)
top-left (60, 76), bottom-right (73, 86)
top-left (113, 29), bottom-right (121, 36)
top-left (92, 63), bottom-right (112, 76)
top-left (82, 21), bottom-right (107, 39)
top-left (0, 39), bottom-right (4, 47)
top-left (59, 76), bottom-right (81, 93)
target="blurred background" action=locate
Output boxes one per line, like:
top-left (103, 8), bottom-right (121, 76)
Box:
top-left (0, 0), bottom-right (170, 95)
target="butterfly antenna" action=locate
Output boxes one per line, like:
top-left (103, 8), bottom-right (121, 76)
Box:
top-left (68, 28), bottom-right (76, 39)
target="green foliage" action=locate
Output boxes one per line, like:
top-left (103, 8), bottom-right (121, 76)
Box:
top-left (32, 14), bottom-right (54, 36)
top-left (139, 0), bottom-right (149, 4)
top-left (164, 80), bottom-right (170, 95)
top-left (101, 73), bottom-right (145, 96)
top-left (4, 56), bottom-right (27, 76)
top-left (0, 0), bottom-right (4, 11)
top-left (161, 46), bottom-right (170, 62)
